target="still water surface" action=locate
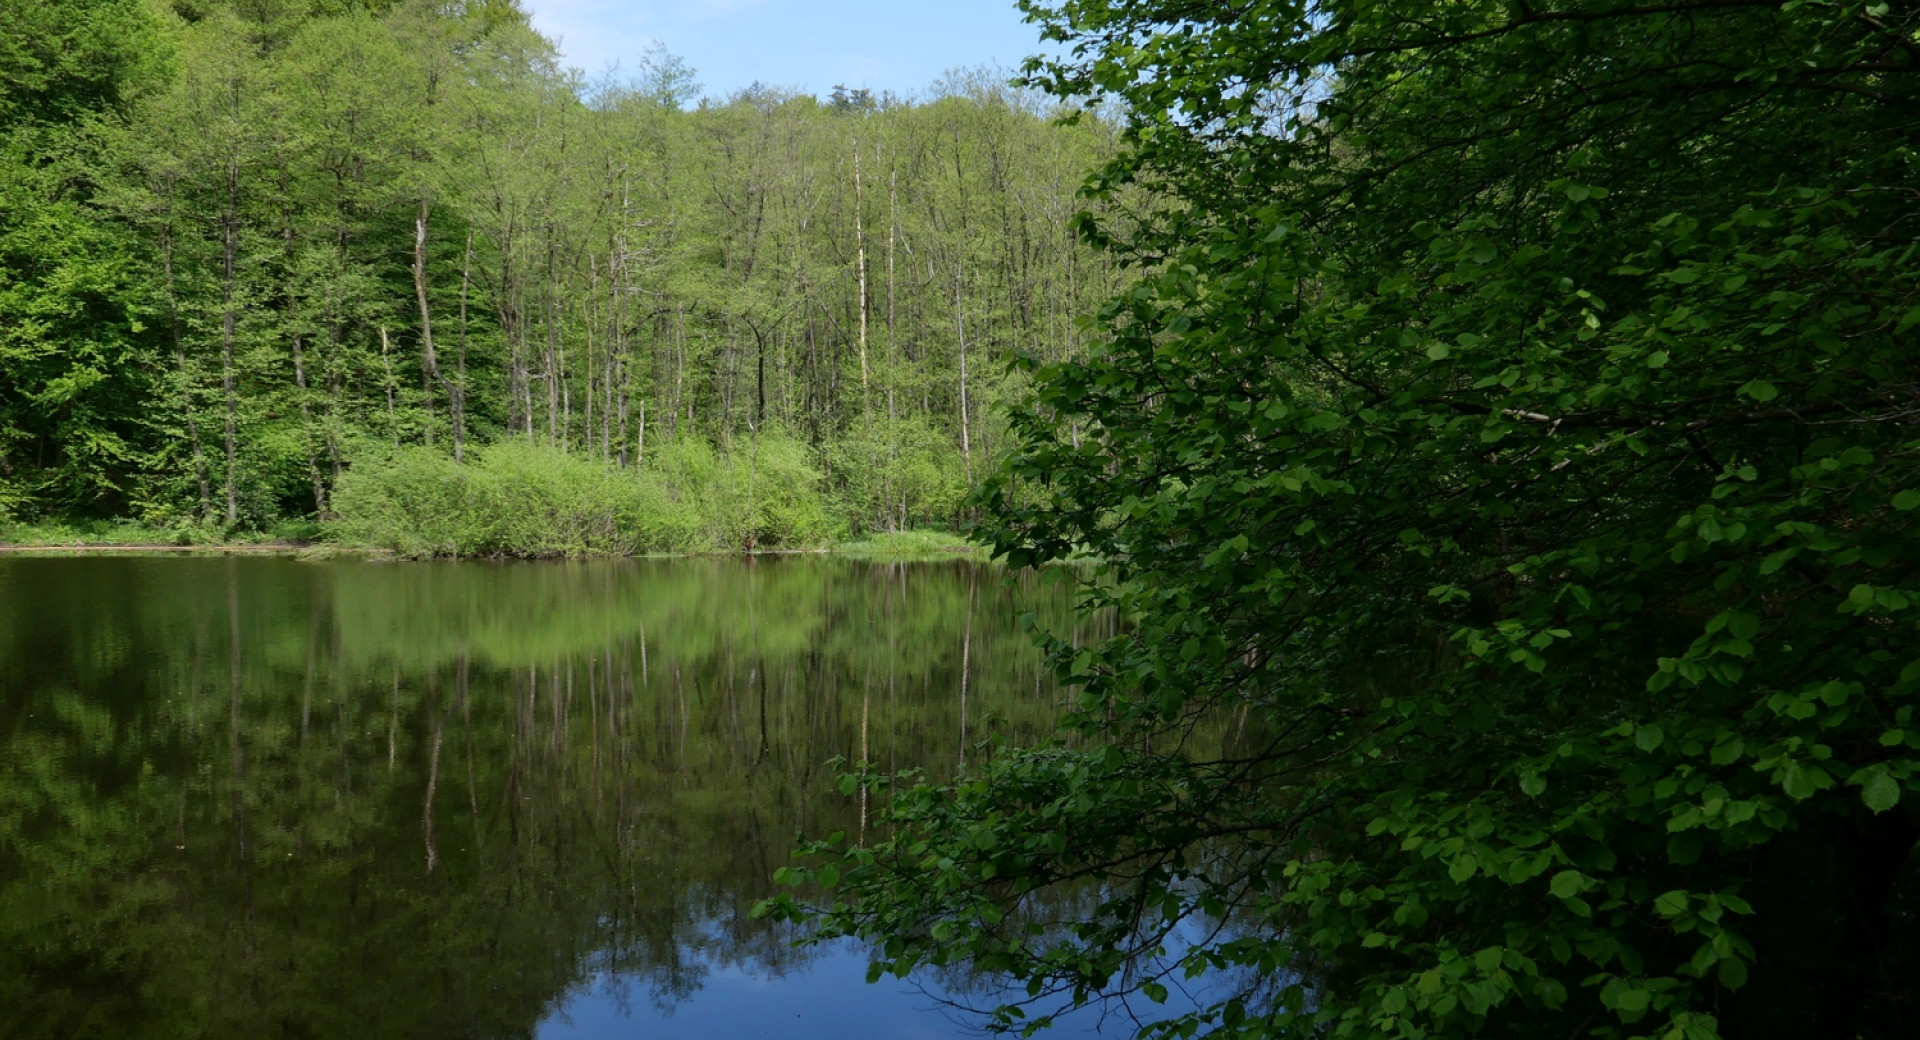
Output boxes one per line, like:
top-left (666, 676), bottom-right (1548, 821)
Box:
top-left (0, 555), bottom-right (1144, 1039)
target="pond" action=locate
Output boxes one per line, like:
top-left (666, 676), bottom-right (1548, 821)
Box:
top-left (0, 554), bottom-right (1158, 1040)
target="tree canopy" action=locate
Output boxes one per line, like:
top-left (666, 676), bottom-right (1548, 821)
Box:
top-left (0, 0), bottom-right (1126, 545)
top-left (772, 2), bottom-right (1920, 1038)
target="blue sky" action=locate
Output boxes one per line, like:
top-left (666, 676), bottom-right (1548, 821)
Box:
top-left (522, 0), bottom-right (1057, 101)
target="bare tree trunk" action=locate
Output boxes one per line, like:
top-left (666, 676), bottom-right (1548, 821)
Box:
top-left (887, 167), bottom-right (898, 424)
top-left (220, 156), bottom-right (240, 528)
top-left (379, 326), bottom-right (399, 448)
top-left (854, 138), bottom-right (870, 400)
top-left (885, 166), bottom-right (899, 529)
top-left (954, 266), bottom-right (972, 485)
top-left (416, 196), bottom-right (462, 459)
top-left (614, 177), bottom-right (632, 466)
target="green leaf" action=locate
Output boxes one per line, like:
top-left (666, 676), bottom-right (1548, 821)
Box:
top-left (1780, 761), bottom-right (1825, 801)
top-left (1725, 612), bottom-right (1760, 640)
top-left (1857, 767), bottom-right (1901, 814)
top-left (1710, 737), bottom-right (1745, 765)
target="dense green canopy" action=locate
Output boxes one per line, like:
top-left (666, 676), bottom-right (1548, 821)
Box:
top-left (0, 0), bottom-right (1123, 545)
top-left (775, 3), bottom-right (1920, 1039)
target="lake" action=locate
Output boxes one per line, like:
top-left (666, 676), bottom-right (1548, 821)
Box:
top-left (0, 554), bottom-right (1150, 1040)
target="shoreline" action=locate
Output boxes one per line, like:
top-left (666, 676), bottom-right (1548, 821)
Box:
top-left (0, 541), bottom-right (984, 560)
top-left (0, 541), bottom-right (312, 554)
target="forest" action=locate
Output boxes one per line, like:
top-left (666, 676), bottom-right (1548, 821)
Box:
top-left (0, 0), bottom-right (1124, 551)
top-left (7, 0), bottom-right (1920, 1039)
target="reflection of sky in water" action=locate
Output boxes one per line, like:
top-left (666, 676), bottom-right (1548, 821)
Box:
top-left (539, 917), bottom-right (1229, 1039)
top-left (540, 941), bottom-right (973, 1039)
top-left (539, 937), bottom-right (1138, 1039)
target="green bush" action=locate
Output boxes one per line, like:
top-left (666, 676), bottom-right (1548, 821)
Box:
top-left (326, 435), bottom-right (841, 557)
top-left (828, 414), bottom-right (969, 535)
top-left (649, 432), bottom-right (841, 549)
top-left (324, 446), bottom-right (476, 556)
top-left (731, 433), bottom-right (841, 548)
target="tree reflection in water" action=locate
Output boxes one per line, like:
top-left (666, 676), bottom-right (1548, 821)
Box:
top-left (0, 555), bottom-right (1132, 1039)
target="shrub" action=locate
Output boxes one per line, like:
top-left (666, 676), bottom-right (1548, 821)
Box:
top-left (828, 415), bottom-right (969, 534)
top-left (326, 435), bottom-right (841, 557)
top-left (650, 432), bottom-right (841, 550)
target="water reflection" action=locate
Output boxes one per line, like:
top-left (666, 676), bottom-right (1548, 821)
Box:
top-left (0, 555), bottom-right (1123, 1039)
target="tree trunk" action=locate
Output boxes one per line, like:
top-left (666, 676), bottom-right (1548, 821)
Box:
top-left (954, 266), bottom-right (972, 485)
top-left (416, 196), bottom-right (462, 458)
top-left (854, 138), bottom-right (870, 400)
top-left (220, 156), bottom-right (240, 528)
top-left (544, 243), bottom-right (559, 445)
top-left (380, 326), bottom-right (399, 448)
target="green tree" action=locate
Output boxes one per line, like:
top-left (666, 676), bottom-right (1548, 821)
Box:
top-left (0, 0), bottom-right (167, 518)
top-left (776, 3), bottom-right (1920, 1039)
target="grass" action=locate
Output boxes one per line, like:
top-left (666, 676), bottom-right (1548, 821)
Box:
top-left (2, 516), bottom-right (981, 561)
top-left (0, 518), bottom-right (320, 549)
top-left (834, 529), bottom-right (984, 560)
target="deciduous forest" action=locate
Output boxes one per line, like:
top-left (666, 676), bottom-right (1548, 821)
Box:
top-left (8, 1), bottom-right (1920, 1039)
top-left (0, 0), bottom-right (1123, 551)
